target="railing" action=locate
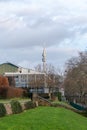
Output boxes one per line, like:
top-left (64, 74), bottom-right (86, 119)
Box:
top-left (37, 95), bottom-right (52, 106)
top-left (70, 102), bottom-right (86, 111)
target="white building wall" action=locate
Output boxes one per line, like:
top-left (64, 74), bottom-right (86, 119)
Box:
top-left (5, 71), bottom-right (45, 88)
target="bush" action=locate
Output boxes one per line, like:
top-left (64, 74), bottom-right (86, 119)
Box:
top-left (24, 101), bottom-right (36, 110)
top-left (0, 103), bottom-right (6, 117)
top-left (22, 90), bottom-right (29, 98)
top-left (11, 100), bottom-right (22, 114)
top-left (58, 92), bottom-right (62, 101)
top-left (7, 87), bottom-right (26, 98)
top-left (0, 87), bottom-right (8, 99)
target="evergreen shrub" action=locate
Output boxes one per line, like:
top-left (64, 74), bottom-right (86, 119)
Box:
top-left (0, 103), bottom-right (6, 117)
top-left (24, 101), bottom-right (36, 109)
top-left (58, 92), bottom-right (62, 101)
top-left (11, 100), bottom-right (22, 114)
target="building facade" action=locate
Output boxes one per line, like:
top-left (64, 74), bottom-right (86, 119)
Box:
top-left (0, 62), bottom-right (59, 94)
top-left (0, 62), bottom-right (47, 93)
top-left (5, 71), bottom-right (46, 93)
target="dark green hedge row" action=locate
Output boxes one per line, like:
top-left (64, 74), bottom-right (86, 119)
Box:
top-left (24, 101), bottom-right (36, 109)
top-left (10, 100), bottom-right (22, 114)
top-left (0, 103), bottom-right (6, 117)
top-left (10, 100), bottom-right (36, 114)
top-left (0, 100), bottom-right (36, 117)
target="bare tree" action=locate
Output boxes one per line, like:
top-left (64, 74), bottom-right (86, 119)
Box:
top-left (35, 64), bottom-right (43, 72)
top-left (64, 51), bottom-right (87, 104)
top-left (34, 63), bottom-right (63, 95)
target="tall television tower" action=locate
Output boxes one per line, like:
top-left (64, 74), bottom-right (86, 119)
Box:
top-left (42, 47), bottom-right (46, 73)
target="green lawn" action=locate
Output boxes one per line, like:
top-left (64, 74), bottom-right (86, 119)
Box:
top-left (52, 101), bottom-right (71, 106)
top-left (0, 98), bottom-right (30, 103)
top-left (52, 101), bottom-right (76, 109)
top-left (0, 106), bottom-right (87, 130)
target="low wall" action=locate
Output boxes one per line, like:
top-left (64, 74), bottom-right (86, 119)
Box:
top-left (4, 103), bottom-right (12, 115)
top-left (32, 93), bottom-right (52, 106)
top-left (3, 101), bottom-right (35, 115)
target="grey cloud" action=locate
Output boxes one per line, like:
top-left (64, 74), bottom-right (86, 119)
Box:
top-left (0, 0), bottom-right (87, 69)
top-left (0, 22), bottom-right (76, 49)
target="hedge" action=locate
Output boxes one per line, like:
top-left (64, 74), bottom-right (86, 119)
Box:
top-left (10, 100), bottom-right (22, 114)
top-left (24, 101), bottom-right (36, 109)
top-left (58, 92), bottom-right (62, 101)
top-left (0, 103), bottom-right (6, 117)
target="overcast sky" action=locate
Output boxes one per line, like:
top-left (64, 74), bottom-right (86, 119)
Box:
top-left (0, 0), bottom-right (87, 71)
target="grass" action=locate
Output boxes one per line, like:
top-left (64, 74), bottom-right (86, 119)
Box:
top-left (0, 98), bottom-right (31, 104)
top-left (0, 106), bottom-right (87, 130)
top-left (52, 101), bottom-right (70, 106)
top-left (52, 101), bottom-right (76, 109)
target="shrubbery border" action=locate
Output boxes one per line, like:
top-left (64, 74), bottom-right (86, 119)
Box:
top-left (0, 100), bottom-right (36, 117)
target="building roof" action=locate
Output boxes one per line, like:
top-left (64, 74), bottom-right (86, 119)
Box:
top-left (0, 62), bottom-right (45, 75)
top-left (0, 62), bottom-right (19, 75)
top-left (0, 62), bottom-right (18, 68)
